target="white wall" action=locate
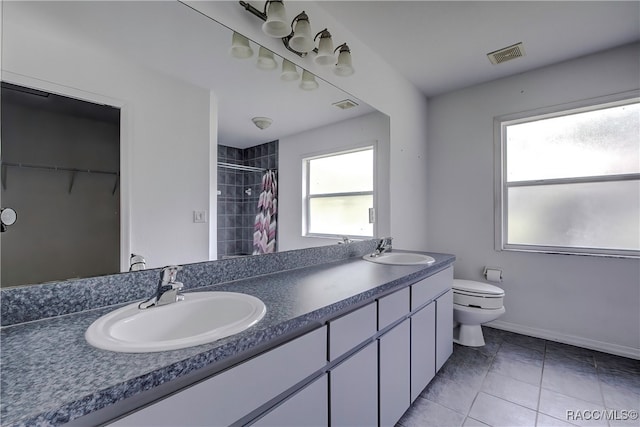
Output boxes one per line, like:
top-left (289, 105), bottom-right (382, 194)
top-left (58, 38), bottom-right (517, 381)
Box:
top-left (279, 111), bottom-right (390, 251)
top-left (1, 2), bottom-right (215, 271)
top-left (427, 43), bottom-right (640, 357)
top-left (186, 1), bottom-right (430, 252)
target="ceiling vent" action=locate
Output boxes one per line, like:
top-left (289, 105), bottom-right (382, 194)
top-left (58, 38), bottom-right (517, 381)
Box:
top-left (333, 99), bottom-right (359, 110)
top-left (487, 42), bottom-right (525, 65)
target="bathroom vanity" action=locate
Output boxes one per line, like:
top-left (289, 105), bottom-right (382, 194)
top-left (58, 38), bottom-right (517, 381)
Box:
top-left (0, 241), bottom-right (455, 426)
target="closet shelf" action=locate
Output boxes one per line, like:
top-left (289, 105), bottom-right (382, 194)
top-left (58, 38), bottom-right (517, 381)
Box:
top-left (1, 161), bottom-right (119, 194)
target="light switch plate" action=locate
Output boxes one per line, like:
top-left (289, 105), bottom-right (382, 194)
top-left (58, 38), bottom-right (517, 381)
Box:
top-left (193, 210), bottom-right (207, 223)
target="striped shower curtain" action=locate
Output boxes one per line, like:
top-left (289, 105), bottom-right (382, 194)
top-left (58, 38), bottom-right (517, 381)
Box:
top-left (253, 170), bottom-right (277, 255)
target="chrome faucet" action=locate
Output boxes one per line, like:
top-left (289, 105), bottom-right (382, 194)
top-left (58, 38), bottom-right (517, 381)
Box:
top-left (372, 237), bottom-right (393, 257)
top-left (139, 265), bottom-right (184, 309)
top-left (338, 235), bottom-right (353, 244)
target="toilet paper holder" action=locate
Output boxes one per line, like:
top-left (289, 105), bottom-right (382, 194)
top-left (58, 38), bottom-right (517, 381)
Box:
top-left (483, 266), bottom-right (503, 282)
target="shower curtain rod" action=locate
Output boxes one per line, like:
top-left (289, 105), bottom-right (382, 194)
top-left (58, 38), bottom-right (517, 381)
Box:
top-left (218, 161), bottom-right (274, 173)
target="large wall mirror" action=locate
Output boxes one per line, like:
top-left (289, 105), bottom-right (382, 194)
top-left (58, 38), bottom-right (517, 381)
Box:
top-left (0, 0), bottom-right (390, 287)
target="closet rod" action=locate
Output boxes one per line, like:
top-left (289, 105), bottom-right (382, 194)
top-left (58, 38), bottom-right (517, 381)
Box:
top-left (1, 161), bottom-right (119, 176)
top-left (218, 161), bottom-right (270, 173)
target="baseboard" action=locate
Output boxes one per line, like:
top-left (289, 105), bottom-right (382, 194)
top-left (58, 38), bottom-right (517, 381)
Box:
top-left (486, 320), bottom-right (640, 360)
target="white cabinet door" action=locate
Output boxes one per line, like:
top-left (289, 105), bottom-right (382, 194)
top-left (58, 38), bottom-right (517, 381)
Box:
top-left (252, 374), bottom-right (328, 427)
top-left (410, 301), bottom-right (436, 402)
top-left (436, 289), bottom-right (453, 372)
top-left (379, 318), bottom-right (410, 427)
top-left (111, 327), bottom-right (327, 426)
top-left (330, 342), bottom-right (378, 427)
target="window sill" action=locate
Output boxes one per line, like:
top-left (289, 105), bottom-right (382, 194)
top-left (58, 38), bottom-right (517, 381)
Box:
top-left (498, 246), bottom-right (639, 260)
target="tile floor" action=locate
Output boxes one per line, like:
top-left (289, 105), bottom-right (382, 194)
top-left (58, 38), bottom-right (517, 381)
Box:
top-left (398, 327), bottom-right (640, 427)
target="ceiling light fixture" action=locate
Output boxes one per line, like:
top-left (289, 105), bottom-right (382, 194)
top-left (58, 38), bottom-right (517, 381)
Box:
top-left (239, 1), bottom-right (355, 76)
top-left (252, 117), bottom-right (273, 130)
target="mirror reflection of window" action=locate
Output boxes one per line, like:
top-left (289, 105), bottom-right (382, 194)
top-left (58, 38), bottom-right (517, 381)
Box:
top-left (304, 147), bottom-right (375, 238)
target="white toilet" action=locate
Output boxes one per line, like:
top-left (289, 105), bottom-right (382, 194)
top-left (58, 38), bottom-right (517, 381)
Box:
top-left (452, 279), bottom-right (505, 347)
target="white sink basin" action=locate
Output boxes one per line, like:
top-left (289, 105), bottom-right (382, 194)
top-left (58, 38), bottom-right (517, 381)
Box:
top-left (363, 252), bottom-right (435, 266)
top-left (85, 292), bottom-right (266, 353)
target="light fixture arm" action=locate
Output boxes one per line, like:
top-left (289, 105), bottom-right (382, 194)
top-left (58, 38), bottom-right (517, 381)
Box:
top-left (239, 1), bottom-right (269, 21)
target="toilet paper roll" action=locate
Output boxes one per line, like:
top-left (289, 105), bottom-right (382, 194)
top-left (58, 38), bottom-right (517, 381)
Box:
top-left (485, 268), bottom-right (502, 283)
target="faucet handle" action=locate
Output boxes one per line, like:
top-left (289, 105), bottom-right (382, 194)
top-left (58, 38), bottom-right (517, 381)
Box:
top-left (161, 265), bottom-right (182, 283)
top-left (377, 236), bottom-right (393, 246)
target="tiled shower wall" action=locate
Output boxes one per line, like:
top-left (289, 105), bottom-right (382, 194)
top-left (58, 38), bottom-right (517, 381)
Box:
top-left (217, 141), bottom-right (278, 259)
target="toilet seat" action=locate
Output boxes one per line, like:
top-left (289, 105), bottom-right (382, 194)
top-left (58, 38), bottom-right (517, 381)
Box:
top-left (453, 279), bottom-right (504, 310)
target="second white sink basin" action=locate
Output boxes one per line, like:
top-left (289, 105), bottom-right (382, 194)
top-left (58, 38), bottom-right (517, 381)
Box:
top-left (363, 252), bottom-right (435, 266)
top-left (85, 292), bottom-right (266, 353)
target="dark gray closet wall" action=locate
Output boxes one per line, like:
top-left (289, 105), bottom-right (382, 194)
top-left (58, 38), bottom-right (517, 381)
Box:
top-left (1, 85), bottom-right (120, 287)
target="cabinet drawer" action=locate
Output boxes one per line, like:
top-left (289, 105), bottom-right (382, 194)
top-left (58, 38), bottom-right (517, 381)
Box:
top-left (328, 302), bottom-right (377, 361)
top-left (411, 266), bottom-right (453, 311)
top-left (378, 287), bottom-right (410, 330)
top-left (112, 326), bottom-right (327, 426)
top-left (252, 374), bottom-right (328, 427)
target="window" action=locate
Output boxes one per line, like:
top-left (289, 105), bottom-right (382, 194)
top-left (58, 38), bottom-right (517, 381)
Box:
top-left (304, 146), bottom-right (375, 238)
top-left (496, 94), bottom-right (640, 257)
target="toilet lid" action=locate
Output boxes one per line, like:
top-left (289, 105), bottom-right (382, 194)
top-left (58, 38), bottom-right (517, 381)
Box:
top-left (453, 279), bottom-right (504, 296)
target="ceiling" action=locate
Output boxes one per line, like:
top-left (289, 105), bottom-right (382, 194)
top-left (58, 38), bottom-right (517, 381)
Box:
top-left (5, 1), bottom-right (638, 148)
top-left (2, 1), bottom-right (375, 149)
top-left (318, 1), bottom-right (640, 97)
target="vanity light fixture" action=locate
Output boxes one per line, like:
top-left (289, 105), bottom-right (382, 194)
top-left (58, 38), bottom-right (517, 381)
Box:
top-left (280, 59), bottom-right (300, 81)
top-left (239, 1), bottom-right (355, 76)
top-left (313, 29), bottom-right (335, 66)
top-left (262, 1), bottom-right (290, 38)
top-left (334, 43), bottom-right (354, 76)
top-left (288, 12), bottom-right (314, 53)
top-left (228, 31), bottom-right (319, 90)
top-left (299, 70), bottom-right (319, 91)
top-left (229, 31), bottom-right (254, 59)
top-left (257, 46), bottom-right (278, 70)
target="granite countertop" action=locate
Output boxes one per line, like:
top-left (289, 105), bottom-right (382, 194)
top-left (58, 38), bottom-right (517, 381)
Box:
top-left (1, 251), bottom-right (455, 426)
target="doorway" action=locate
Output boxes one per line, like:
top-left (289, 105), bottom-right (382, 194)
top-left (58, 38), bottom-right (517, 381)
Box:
top-left (1, 82), bottom-right (121, 287)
